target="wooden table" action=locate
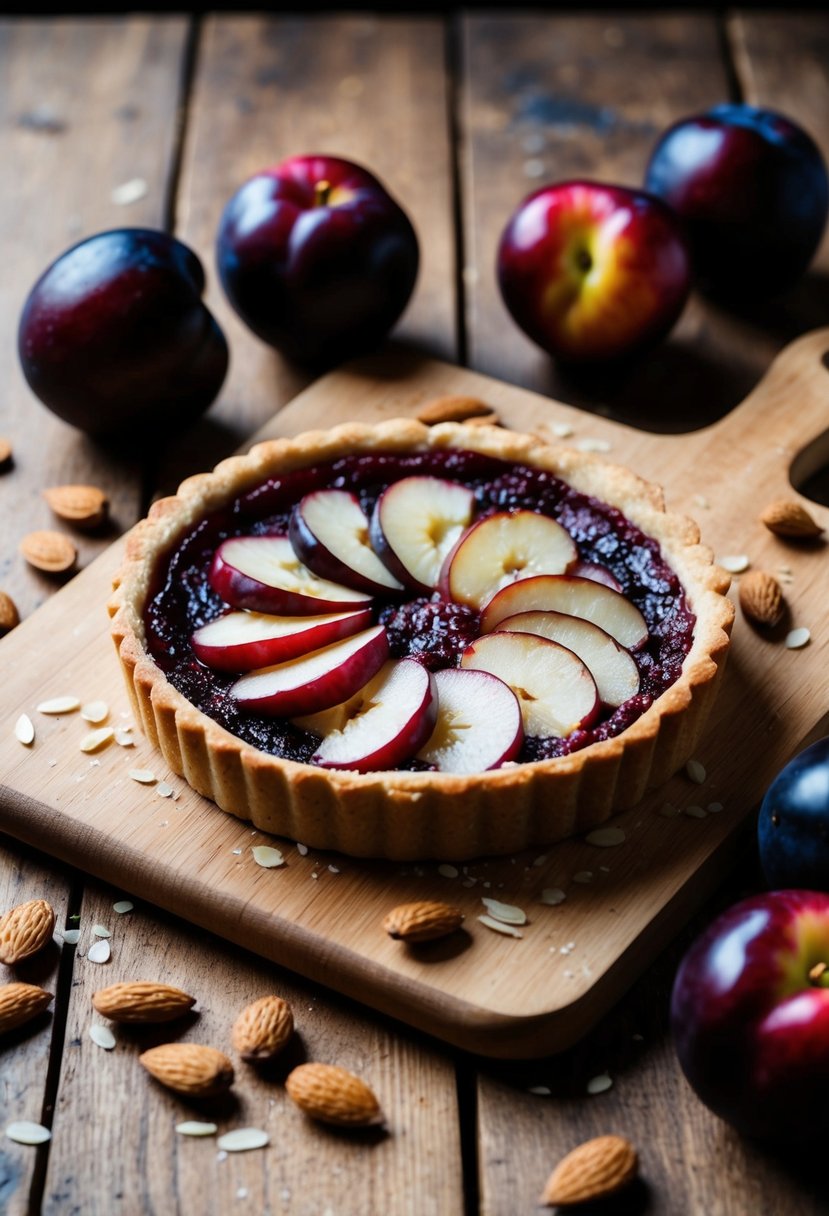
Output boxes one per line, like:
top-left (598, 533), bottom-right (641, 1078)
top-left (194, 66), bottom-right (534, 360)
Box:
top-left (1, 12), bottom-right (828, 1214)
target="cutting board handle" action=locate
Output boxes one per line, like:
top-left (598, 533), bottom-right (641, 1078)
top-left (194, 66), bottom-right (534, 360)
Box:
top-left (709, 327), bottom-right (829, 497)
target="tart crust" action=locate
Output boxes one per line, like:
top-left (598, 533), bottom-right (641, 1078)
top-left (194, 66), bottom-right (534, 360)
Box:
top-left (109, 419), bottom-right (734, 860)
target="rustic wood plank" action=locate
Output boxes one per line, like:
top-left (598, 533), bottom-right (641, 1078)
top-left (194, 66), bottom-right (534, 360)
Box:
top-left (41, 883), bottom-right (463, 1216)
top-left (459, 11), bottom-right (774, 430)
top-left (0, 16), bottom-right (190, 621)
top-left (0, 839), bottom-right (74, 1216)
top-left (166, 13), bottom-right (457, 491)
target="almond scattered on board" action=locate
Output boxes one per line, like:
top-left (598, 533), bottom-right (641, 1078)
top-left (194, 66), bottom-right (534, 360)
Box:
top-left (139, 1042), bottom-right (235, 1099)
top-left (0, 982), bottom-right (53, 1034)
top-left (0, 590), bottom-right (20, 636)
top-left (285, 1062), bottom-right (383, 1127)
top-left (540, 1134), bottom-right (639, 1207)
top-left (760, 499), bottom-right (823, 539)
top-left (232, 994), bottom-right (294, 1062)
top-left (92, 981), bottom-right (197, 1024)
top-left (0, 899), bottom-right (56, 965)
top-left (0, 437), bottom-right (12, 470)
top-left (739, 570), bottom-right (785, 627)
top-left (43, 484), bottom-right (109, 529)
top-left (416, 394), bottom-right (497, 425)
top-left (382, 900), bottom-right (465, 943)
top-left (19, 530), bottom-right (77, 574)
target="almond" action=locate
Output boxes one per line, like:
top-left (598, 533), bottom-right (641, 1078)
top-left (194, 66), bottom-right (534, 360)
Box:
top-left (0, 982), bottom-right (53, 1034)
top-left (416, 394), bottom-right (497, 425)
top-left (232, 994), bottom-right (294, 1061)
top-left (760, 499), bottom-right (823, 539)
top-left (0, 899), bottom-right (56, 965)
top-left (382, 900), bottom-right (464, 943)
top-left (43, 484), bottom-right (109, 529)
top-left (139, 1043), bottom-right (234, 1098)
top-left (19, 530), bottom-right (77, 574)
top-left (0, 437), bottom-right (12, 470)
top-left (459, 411), bottom-right (502, 428)
top-left (285, 1062), bottom-right (382, 1127)
top-left (92, 981), bottom-right (197, 1023)
top-left (540, 1135), bottom-right (638, 1207)
top-left (739, 570), bottom-right (785, 628)
top-left (0, 590), bottom-right (20, 636)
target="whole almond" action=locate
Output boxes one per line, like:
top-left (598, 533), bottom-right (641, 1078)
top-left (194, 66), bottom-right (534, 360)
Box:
top-left (0, 982), bottom-right (53, 1034)
top-left (416, 394), bottom-right (496, 425)
top-left (285, 1062), bottom-right (382, 1127)
top-left (0, 590), bottom-right (20, 636)
top-left (540, 1135), bottom-right (638, 1207)
top-left (43, 484), bottom-right (109, 529)
top-left (92, 981), bottom-right (196, 1024)
top-left (139, 1043), bottom-right (234, 1098)
top-left (0, 437), bottom-right (12, 470)
top-left (383, 900), bottom-right (464, 943)
top-left (760, 499), bottom-right (823, 539)
top-left (19, 530), bottom-right (76, 574)
top-left (232, 994), bottom-right (294, 1062)
top-left (739, 570), bottom-right (785, 628)
top-left (0, 899), bottom-right (56, 965)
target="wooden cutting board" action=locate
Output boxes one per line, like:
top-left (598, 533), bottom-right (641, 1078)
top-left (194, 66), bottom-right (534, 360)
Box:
top-left (2, 330), bottom-right (828, 1059)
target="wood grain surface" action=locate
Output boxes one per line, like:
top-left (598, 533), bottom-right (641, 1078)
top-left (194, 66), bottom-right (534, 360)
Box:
top-left (2, 10), bottom-right (829, 1214)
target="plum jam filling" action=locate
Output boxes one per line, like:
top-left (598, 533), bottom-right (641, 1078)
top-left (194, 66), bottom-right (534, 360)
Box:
top-left (143, 452), bottom-right (695, 768)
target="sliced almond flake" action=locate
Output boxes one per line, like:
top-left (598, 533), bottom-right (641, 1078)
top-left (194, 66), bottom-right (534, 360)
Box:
top-left (252, 845), bottom-right (284, 868)
top-left (438, 863), bottom-right (459, 879)
top-left (296, 843), bottom-right (309, 856)
top-left (115, 729), bottom-right (135, 747)
top-left (685, 758), bottom-right (707, 784)
top-left (61, 929), bottom-right (81, 945)
top-left (684, 805), bottom-right (707, 819)
top-left (478, 914), bottom-right (523, 938)
top-left (128, 768), bottom-right (157, 784)
top-left (572, 871), bottom-right (593, 884)
top-left (80, 727), bottom-right (114, 753)
top-left (693, 494), bottom-right (710, 510)
top-left (6, 1121), bottom-right (51, 1145)
top-left (707, 802), bottom-right (724, 814)
top-left (111, 176), bottom-right (148, 205)
top-left (527, 1085), bottom-right (551, 1095)
top-left (575, 436), bottom-right (612, 453)
top-left (586, 1073), bottom-right (613, 1095)
top-left (585, 827), bottom-right (626, 847)
top-left (81, 700), bottom-right (109, 723)
top-left (36, 695), bottom-right (81, 714)
top-left (786, 627), bottom-right (811, 649)
top-left (15, 713), bottom-right (35, 745)
top-left (719, 554), bottom-right (750, 574)
top-left (176, 1121), bottom-right (218, 1137)
top-left (92, 924), bottom-right (111, 938)
top-left (540, 888), bottom-right (566, 906)
top-left (89, 1023), bottom-right (116, 1050)
top-left (87, 939), bottom-right (111, 964)
top-left (216, 1128), bottom-right (270, 1153)
top-left (156, 782), bottom-right (174, 798)
top-left (551, 421), bottom-right (574, 438)
top-left (532, 854), bottom-right (548, 867)
top-left (328, 865), bottom-right (340, 874)
top-left (462, 877), bottom-right (477, 888)
top-left (481, 897), bottom-right (527, 925)
top-left (658, 802), bottom-right (680, 818)
top-left (231, 848), bottom-right (242, 856)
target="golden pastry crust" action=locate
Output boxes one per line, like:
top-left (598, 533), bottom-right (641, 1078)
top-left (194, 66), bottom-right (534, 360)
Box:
top-left (109, 419), bottom-right (733, 860)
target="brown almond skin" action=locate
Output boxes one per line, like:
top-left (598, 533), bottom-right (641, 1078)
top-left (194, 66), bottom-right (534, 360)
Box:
top-left (43, 484), bottom-right (109, 529)
top-left (285, 1062), bottom-right (382, 1127)
top-left (541, 1135), bottom-right (638, 1206)
top-left (139, 1043), bottom-right (234, 1098)
top-left (0, 899), bottom-right (56, 965)
top-left (739, 570), bottom-right (785, 628)
top-left (19, 530), bottom-right (77, 573)
top-left (232, 994), bottom-right (294, 1062)
top-left (0, 982), bottom-right (53, 1034)
top-left (0, 437), bottom-right (12, 470)
top-left (0, 590), bottom-right (20, 636)
top-left (416, 394), bottom-right (495, 425)
top-left (760, 499), bottom-right (823, 539)
top-left (383, 900), bottom-right (464, 943)
top-left (92, 981), bottom-right (196, 1024)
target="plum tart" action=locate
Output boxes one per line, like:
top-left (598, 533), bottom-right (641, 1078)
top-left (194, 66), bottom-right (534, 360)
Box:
top-left (110, 418), bottom-right (733, 860)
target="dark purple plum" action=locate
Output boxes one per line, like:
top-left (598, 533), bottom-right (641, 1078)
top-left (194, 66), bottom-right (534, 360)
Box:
top-left (758, 737), bottom-right (829, 889)
top-left (645, 104), bottom-right (829, 297)
top-left (216, 154), bottom-right (419, 366)
top-left (18, 228), bottom-right (228, 438)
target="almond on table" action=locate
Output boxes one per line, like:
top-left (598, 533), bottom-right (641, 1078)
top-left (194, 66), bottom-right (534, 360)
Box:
top-left (285, 1062), bottom-right (383, 1127)
top-left (139, 1042), bottom-right (234, 1098)
top-left (540, 1134), bottom-right (639, 1207)
top-left (19, 529), bottom-right (77, 574)
top-left (0, 982), bottom-right (53, 1034)
top-left (232, 994), bottom-right (294, 1061)
top-left (383, 900), bottom-right (465, 943)
top-left (415, 394), bottom-right (495, 424)
top-left (0, 590), bottom-right (20, 636)
top-left (0, 899), bottom-right (56, 965)
top-left (43, 483), bottom-right (109, 529)
top-left (760, 498), bottom-right (823, 539)
top-left (92, 981), bottom-right (196, 1023)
